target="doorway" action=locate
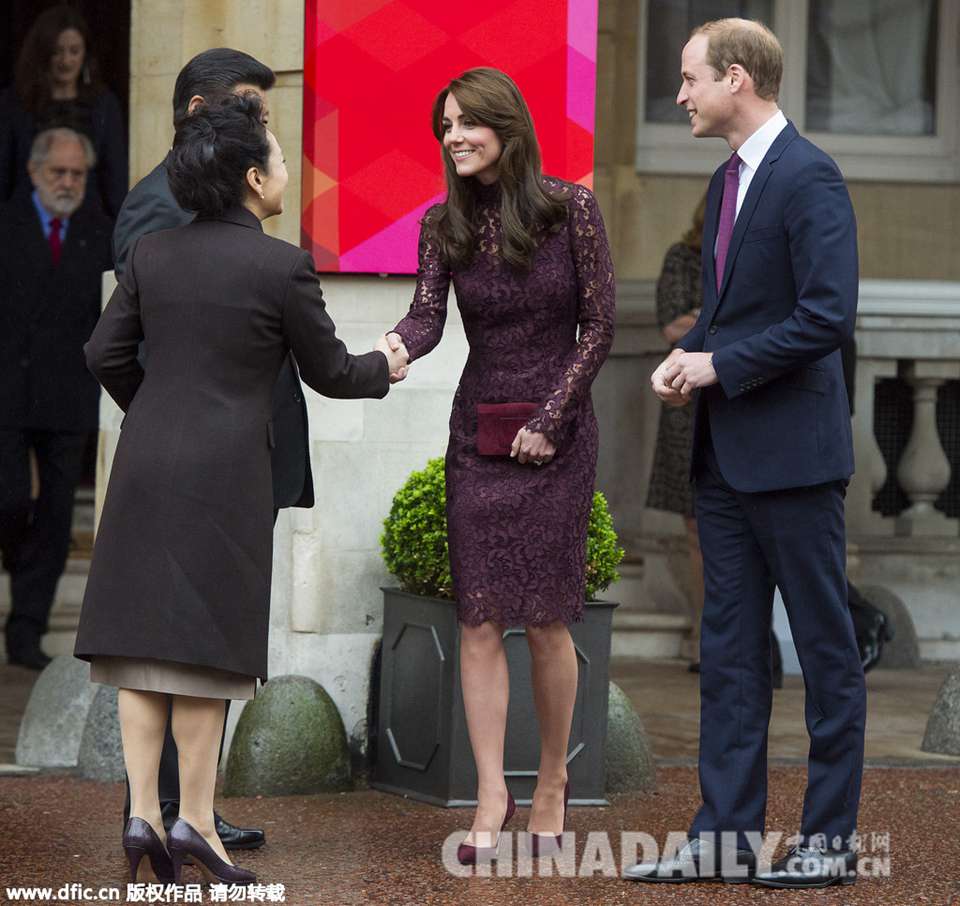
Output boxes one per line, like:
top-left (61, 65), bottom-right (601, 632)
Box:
top-left (1, 0), bottom-right (131, 551)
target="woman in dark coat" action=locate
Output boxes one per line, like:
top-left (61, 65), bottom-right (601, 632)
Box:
top-left (0, 5), bottom-right (127, 216)
top-left (73, 94), bottom-right (405, 885)
top-left (385, 68), bottom-right (615, 862)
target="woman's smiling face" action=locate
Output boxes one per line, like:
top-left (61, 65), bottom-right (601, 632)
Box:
top-left (441, 92), bottom-right (503, 186)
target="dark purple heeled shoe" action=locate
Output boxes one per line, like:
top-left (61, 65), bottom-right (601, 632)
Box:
top-left (167, 818), bottom-right (257, 885)
top-left (528, 781), bottom-right (570, 857)
top-left (123, 817), bottom-right (175, 883)
top-left (457, 789), bottom-right (517, 865)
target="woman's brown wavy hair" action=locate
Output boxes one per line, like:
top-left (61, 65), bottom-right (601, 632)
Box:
top-left (429, 67), bottom-right (568, 271)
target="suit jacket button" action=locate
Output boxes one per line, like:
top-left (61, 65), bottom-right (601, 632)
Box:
top-left (20, 356), bottom-right (29, 367)
top-left (708, 326), bottom-right (718, 335)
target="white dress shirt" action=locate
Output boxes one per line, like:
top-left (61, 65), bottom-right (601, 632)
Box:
top-left (713, 109), bottom-right (789, 256)
top-left (733, 109), bottom-right (788, 218)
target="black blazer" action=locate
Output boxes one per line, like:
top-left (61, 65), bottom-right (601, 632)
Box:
top-left (0, 190), bottom-right (113, 431)
top-left (74, 208), bottom-right (389, 679)
top-left (0, 87), bottom-right (128, 218)
top-left (113, 153), bottom-right (314, 509)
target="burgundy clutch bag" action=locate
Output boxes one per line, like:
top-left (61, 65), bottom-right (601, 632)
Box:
top-left (476, 402), bottom-right (538, 456)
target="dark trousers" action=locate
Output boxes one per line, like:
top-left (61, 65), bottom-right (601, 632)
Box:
top-left (689, 440), bottom-right (866, 850)
top-left (0, 428), bottom-right (88, 653)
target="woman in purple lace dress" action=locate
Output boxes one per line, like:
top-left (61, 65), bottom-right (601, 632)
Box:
top-left (386, 68), bottom-right (615, 860)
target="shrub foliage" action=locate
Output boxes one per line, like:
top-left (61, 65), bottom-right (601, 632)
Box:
top-left (381, 457), bottom-right (624, 601)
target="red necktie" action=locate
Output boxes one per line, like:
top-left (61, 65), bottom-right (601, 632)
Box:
top-left (714, 152), bottom-right (741, 289)
top-left (49, 218), bottom-right (62, 266)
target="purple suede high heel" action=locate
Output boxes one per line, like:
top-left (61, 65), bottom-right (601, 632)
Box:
top-left (457, 789), bottom-right (517, 865)
top-left (122, 817), bottom-right (175, 883)
top-left (167, 818), bottom-right (257, 885)
top-left (528, 781), bottom-right (570, 857)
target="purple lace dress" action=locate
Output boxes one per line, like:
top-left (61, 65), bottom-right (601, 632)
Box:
top-left (393, 179), bottom-right (615, 626)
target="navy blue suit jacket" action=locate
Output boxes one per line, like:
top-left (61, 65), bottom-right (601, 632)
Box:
top-left (680, 122), bottom-right (857, 493)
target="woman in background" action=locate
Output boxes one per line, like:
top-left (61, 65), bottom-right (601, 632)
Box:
top-left (645, 197), bottom-right (705, 671)
top-left (0, 4), bottom-right (127, 216)
top-left (385, 67), bottom-right (615, 863)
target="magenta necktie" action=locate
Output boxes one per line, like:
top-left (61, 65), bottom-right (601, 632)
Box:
top-left (714, 152), bottom-right (741, 289)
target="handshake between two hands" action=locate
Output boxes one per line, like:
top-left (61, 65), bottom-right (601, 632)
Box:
top-left (373, 332), bottom-right (411, 384)
top-left (371, 332), bottom-right (557, 464)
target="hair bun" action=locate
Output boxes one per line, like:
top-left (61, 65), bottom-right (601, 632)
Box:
top-left (167, 93), bottom-right (271, 218)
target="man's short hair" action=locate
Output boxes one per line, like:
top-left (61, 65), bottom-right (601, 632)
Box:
top-left (172, 48), bottom-right (276, 125)
top-left (29, 127), bottom-right (97, 169)
top-left (692, 18), bottom-right (783, 101)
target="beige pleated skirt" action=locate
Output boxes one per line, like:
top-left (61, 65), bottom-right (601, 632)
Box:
top-left (90, 656), bottom-right (257, 700)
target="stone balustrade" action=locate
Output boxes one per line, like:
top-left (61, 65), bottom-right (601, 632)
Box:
top-left (602, 279), bottom-right (960, 663)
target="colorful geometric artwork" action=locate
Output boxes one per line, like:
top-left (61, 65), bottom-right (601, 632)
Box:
top-left (302, 0), bottom-right (599, 273)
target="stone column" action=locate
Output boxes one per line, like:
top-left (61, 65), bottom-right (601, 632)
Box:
top-left (846, 355), bottom-right (896, 537)
top-left (895, 360), bottom-right (960, 537)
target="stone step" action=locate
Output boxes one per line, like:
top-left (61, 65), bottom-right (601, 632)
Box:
top-left (919, 639), bottom-right (960, 662)
top-left (611, 609), bottom-right (691, 659)
top-left (604, 561), bottom-right (647, 611)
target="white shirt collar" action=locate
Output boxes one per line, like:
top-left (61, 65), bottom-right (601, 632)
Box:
top-left (735, 109), bottom-right (788, 172)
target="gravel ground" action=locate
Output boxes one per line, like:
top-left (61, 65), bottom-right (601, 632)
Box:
top-left (1, 766), bottom-right (958, 905)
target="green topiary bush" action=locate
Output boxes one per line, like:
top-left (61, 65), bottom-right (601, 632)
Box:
top-left (380, 458), bottom-right (453, 599)
top-left (585, 490), bottom-right (625, 600)
top-left (381, 457), bottom-right (624, 601)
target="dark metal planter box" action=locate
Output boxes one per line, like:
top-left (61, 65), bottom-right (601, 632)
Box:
top-left (372, 588), bottom-right (617, 807)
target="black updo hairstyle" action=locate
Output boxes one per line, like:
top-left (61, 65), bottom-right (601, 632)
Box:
top-left (166, 92), bottom-right (271, 217)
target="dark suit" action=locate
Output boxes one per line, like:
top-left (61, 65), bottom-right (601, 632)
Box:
top-left (0, 191), bottom-right (113, 655)
top-left (110, 160), bottom-right (318, 826)
top-left (680, 122), bottom-right (866, 850)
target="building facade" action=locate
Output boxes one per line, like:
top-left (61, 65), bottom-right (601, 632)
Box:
top-left (99, 0), bottom-right (960, 760)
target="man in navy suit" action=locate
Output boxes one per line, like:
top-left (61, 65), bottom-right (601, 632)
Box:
top-left (625, 18), bottom-right (865, 890)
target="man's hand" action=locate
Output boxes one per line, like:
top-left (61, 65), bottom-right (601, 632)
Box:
top-left (651, 348), bottom-right (689, 407)
top-left (662, 351), bottom-right (718, 397)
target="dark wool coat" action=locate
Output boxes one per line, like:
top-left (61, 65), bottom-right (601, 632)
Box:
top-left (73, 207), bottom-right (389, 679)
top-left (113, 153), bottom-right (314, 509)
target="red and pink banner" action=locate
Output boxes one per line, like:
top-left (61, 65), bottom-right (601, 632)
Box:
top-left (301, 0), bottom-right (598, 274)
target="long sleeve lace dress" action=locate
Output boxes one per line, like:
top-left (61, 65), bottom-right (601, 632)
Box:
top-left (393, 178), bottom-right (615, 626)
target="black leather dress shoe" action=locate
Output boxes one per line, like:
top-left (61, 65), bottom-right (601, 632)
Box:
top-left (623, 838), bottom-right (756, 883)
top-left (214, 812), bottom-right (265, 850)
top-left (160, 805), bottom-right (265, 851)
top-left (752, 847), bottom-right (857, 888)
top-left (7, 646), bottom-right (52, 671)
